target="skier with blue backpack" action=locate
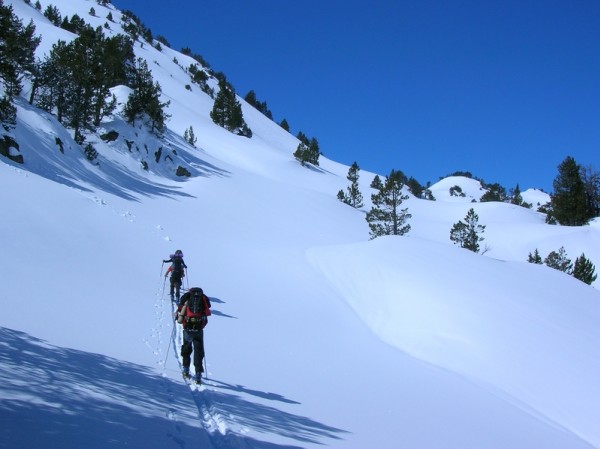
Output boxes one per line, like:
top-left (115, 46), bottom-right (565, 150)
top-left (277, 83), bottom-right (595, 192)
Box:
top-left (163, 250), bottom-right (187, 303)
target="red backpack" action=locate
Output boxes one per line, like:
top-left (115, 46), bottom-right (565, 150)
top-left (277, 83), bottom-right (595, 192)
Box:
top-left (182, 287), bottom-right (211, 330)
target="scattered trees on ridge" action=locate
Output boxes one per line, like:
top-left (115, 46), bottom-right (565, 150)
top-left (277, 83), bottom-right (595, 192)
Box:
top-left (528, 246), bottom-right (597, 285)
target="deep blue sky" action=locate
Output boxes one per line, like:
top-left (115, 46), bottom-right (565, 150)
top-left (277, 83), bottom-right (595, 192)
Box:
top-left (112, 0), bottom-right (599, 191)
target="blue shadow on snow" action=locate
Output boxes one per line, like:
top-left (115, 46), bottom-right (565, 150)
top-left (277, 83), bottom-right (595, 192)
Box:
top-left (0, 327), bottom-right (348, 449)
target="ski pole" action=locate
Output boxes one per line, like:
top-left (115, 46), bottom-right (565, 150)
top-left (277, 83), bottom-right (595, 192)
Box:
top-left (161, 274), bottom-right (167, 299)
top-left (203, 332), bottom-right (208, 380)
top-left (164, 320), bottom-right (176, 367)
top-left (160, 261), bottom-right (164, 278)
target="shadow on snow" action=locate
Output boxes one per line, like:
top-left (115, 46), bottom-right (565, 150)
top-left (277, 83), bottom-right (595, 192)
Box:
top-left (0, 327), bottom-right (347, 449)
top-left (8, 100), bottom-right (230, 201)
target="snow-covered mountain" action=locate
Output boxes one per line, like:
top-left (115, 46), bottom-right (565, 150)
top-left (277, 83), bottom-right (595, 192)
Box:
top-left (1, 1), bottom-right (599, 448)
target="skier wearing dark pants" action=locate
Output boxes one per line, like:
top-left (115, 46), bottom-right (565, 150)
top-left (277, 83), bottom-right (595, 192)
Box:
top-left (181, 329), bottom-right (204, 379)
top-left (163, 249), bottom-right (187, 302)
top-left (176, 287), bottom-right (211, 384)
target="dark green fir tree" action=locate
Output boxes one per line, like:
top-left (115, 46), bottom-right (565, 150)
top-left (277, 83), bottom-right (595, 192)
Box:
top-left (544, 246), bottom-right (573, 273)
top-left (365, 169), bottom-right (411, 239)
top-left (338, 162), bottom-right (363, 208)
top-left (550, 156), bottom-right (588, 225)
top-left (572, 253), bottom-right (597, 285)
top-left (527, 248), bottom-right (543, 264)
top-left (210, 79), bottom-right (251, 137)
top-left (450, 208), bottom-right (486, 253)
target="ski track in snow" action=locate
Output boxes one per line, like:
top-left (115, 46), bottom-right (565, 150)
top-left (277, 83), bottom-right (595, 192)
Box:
top-left (89, 188), bottom-right (235, 447)
top-left (149, 280), bottom-right (259, 449)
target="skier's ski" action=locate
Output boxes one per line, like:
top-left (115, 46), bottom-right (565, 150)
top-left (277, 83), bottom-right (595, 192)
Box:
top-left (182, 372), bottom-right (203, 389)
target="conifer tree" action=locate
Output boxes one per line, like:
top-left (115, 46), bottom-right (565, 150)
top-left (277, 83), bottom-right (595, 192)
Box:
top-left (572, 253), bottom-right (597, 285)
top-left (35, 26), bottom-right (129, 142)
top-left (581, 166), bottom-right (600, 220)
top-left (124, 58), bottom-right (170, 135)
top-left (296, 131), bottom-right (309, 146)
top-left (480, 183), bottom-right (507, 202)
top-left (188, 64), bottom-right (212, 96)
top-left (544, 246), bottom-right (573, 273)
top-left (550, 156), bottom-right (588, 225)
top-left (293, 137), bottom-right (320, 167)
top-left (244, 90), bottom-right (273, 119)
top-left (450, 208), bottom-right (486, 252)
top-left (0, 0), bottom-right (40, 96)
top-left (43, 5), bottom-right (61, 26)
top-left (370, 175), bottom-right (383, 190)
top-left (406, 176), bottom-right (424, 198)
top-left (306, 138), bottom-right (320, 166)
top-left (210, 79), bottom-right (251, 137)
top-left (338, 162), bottom-right (363, 208)
top-left (365, 169), bottom-right (411, 239)
top-left (527, 248), bottom-right (543, 264)
top-left (510, 184), bottom-right (524, 206)
top-left (293, 142), bottom-right (310, 166)
top-left (183, 126), bottom-right (197, 147)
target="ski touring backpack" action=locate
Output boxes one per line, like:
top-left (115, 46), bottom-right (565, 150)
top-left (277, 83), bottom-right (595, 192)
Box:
top-left (171, 251), bottom-right (184, 275)
top-left (183, 287), bottom-right (211, 330)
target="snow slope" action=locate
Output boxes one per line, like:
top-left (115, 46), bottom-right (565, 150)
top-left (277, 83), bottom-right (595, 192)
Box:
top-left (1, 1), bottom-right (600, 448)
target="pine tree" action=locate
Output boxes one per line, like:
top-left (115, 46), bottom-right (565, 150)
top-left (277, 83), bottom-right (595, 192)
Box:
top-left (406, 176), bottom-right (424, 198)
top-left (550, 156), bottom-right (588, 225)
top-left (293, 137), bottom-right (320, 167)
top-left (480, 183), bottom-right (507, 202)
top-left (544, 247), bottom-right (573, 274)
top-left (188, 64), bottom-right (212, 96)
top-left (296, 131), bottom-right (309, 146)
top-left (124, 58), bottom-right (170, 135)
top-left (34, 26), bottom-right (128, 142)
top-left (365, 169), bottom-right (411, 239)
top-left (450, 208), bottom-right (486, 252)
top-left (338, 162), bottom-right (363, 208)
top-left (306, 138), bottom-right (320, 166)
top-left (279, 118), bottom-right (290, 132)
top-left (527, 248), bottom-right (543, 264)
top-left (572, 253), bottom-right (597, 285)
top-left (43, 5), bottom-right (61, 26)
top-left (293, 141), bottom-right (310, 166)
top-left (210, 79), bottom-right (251, 137)
top-left (0, 1), bottom-right (41, 96)
top-left (183, 126), bottom-right (197, 147)
top-left (510, 184), bottom-right (524, 206)
top-left (0, 96), bottom-right (16, 131)
top-left (581, 166), bottom-right (600, 220)
top-left (244, 90), bottom-right (273, 119)
top-left (370, 175), bottom-right (383, 190)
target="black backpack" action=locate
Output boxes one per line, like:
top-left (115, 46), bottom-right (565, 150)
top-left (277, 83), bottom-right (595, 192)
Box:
top-left (188, 288), bottom-right (208, 313)
top-left (182, 288), bottom-right (211, 330)
top-left (171, 256), bottom-right (184, 274)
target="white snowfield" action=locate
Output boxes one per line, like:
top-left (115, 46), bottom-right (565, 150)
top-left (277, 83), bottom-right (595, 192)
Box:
top-left (1, 1), bottom-right (599, 448)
